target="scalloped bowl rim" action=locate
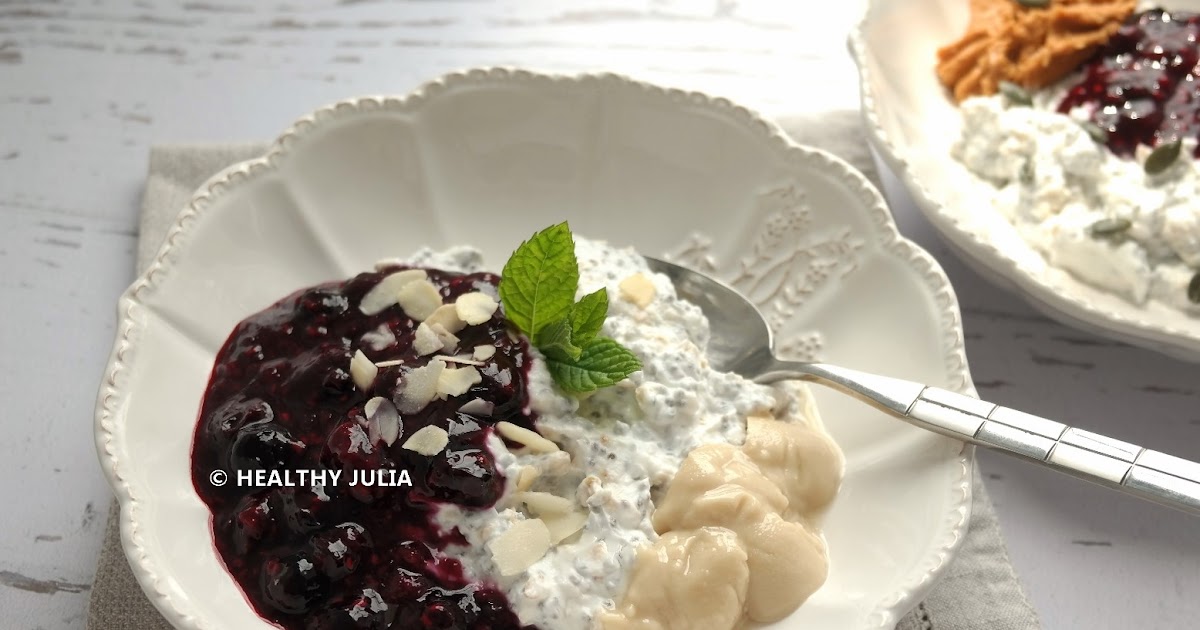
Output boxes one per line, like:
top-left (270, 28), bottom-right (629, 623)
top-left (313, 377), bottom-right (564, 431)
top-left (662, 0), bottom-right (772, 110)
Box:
top-left (94, 67), bottom-right (974, 630)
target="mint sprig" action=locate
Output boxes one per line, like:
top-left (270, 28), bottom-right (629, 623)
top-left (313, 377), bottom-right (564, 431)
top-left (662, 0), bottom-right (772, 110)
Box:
top-left (498, 223), bottom-right (578, 336)
top-left (500, 222), bottom-right (642, 394)
top-left (568, 288), bottom-right (607, 346)
top-left (545, 338), bottom-right (642, 393)
top-left (533, 318), bottom-right (582, 361)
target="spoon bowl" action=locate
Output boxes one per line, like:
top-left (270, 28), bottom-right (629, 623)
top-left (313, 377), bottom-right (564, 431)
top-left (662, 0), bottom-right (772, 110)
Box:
top-left (645, 255), bottom-right (774, 376)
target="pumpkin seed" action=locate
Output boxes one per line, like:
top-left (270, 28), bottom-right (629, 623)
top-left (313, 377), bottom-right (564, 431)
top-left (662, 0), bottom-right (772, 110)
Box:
top-left (1088, 217), bottom-right (1131, 238)
top-left (1188, 272), bottom-right (1200, 304)
top-left (1016, 0), bottom-right (1050, 7)
top-left (1079, 121), bottom-right (1108, 144)
top-left (1019, 161), bottom-right (1035, 183)
top-left (1144, 140), bottom-right (1182, 175)
top-left (998, 80), bottom-right (1032, 106)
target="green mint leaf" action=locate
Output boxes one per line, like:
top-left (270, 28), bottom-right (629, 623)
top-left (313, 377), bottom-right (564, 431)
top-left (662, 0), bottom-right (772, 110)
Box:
top-left (568, 288), bottom-right (608, 346)
top-left (533, 317), bottom-right (582, 362)
top-left (546, 337), bottom-right (642, 394)
top-left (499, 222), bottom-right (643, 397)
top-left (499, 222), bottom-right (579, 336)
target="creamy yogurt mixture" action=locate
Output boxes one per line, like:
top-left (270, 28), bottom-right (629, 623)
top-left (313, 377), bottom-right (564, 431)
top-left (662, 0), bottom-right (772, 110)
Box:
top-left (418, 237), bottom-right (838, 630)
top-left (953, 94), bottom-right (1200, 310)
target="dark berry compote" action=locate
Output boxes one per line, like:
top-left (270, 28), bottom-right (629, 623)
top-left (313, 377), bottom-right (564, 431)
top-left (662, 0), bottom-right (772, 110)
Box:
top-left (1060, 8), bottom-right (1200, 157)
top-left (191, 265), bottom-right (537, 630)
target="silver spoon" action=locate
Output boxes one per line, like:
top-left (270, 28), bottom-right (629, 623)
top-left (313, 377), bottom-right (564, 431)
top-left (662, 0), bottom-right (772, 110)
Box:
top-left (645, 256), bottom-right (1200, 516)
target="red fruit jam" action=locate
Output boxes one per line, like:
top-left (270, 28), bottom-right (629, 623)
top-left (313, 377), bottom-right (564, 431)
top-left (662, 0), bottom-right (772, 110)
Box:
top-left (191, 266), bottom-right (538, 630)
top-left (1059, 8), bottom-right (1200, 157)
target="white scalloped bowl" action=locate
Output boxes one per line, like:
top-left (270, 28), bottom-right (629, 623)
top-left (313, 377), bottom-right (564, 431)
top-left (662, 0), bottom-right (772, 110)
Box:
top-left (850, 0), bottom-right (1200, 361)
top-left (95, 68), bottom-right (972, 630)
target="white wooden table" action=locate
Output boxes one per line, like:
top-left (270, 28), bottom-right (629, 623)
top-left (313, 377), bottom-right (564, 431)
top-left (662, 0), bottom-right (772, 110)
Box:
top-left (2, 1), bottom-right (1197, 628)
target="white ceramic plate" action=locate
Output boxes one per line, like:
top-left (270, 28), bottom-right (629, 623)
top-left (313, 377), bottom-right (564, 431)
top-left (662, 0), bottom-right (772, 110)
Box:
top-left (850, 0), bottom-right (1200, 362)
top-left (95, 68), bottom-right (972, 630)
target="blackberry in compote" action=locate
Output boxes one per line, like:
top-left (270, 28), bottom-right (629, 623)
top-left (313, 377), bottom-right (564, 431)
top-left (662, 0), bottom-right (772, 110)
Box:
top-left (191, 265), bottom-right (535, 630)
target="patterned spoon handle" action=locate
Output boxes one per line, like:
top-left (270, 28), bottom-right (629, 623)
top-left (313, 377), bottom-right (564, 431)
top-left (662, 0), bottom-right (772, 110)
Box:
top-left (759, 363), bottom-right (1200, 516)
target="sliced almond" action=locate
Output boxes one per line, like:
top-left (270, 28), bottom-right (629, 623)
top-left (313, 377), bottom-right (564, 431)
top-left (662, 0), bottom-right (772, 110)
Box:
top-left (413, 322), bottom-right (444, 356)
top-left (455, 292), bottom-right (499, 325)
top-left (402, 425), bottom-right (449, 456)
top-left (372, 258), bottom-right (406, 272)
top-left (427, 322), bottom-right (460, 350)
top-left (542, 510), bottom-right (588, 544)
top-left (359, 269), bottom-right (428, 316)
top-left (434, 354), bottom-right (484, 366)
top-left (380, 416), bottom-right (401, 447)
top-left (487, 518), bottom-right (552, 576)
top-left (425, 303), bottom-right (467, 334)
top-left (360, 324), bottom-right (396, 351)
top-left (512, 491), bottom-right (574, 516)
top-left (350, 350), bottom-right (378, 391)
top-left (396, 279), bottom-right (443, 321)
top-left (618, 273), bottom-right (656, 308)
top-left (459, 398), bottom-right (494, 417)
top-left (374, 358), bottom-right (406, 368)
top-left (365, 396), bottom-right (401, 446)
top-left (473, 345), bottom-right (496, 361)
top-left (515, 466), bottom-right (539, 491)
top-left (366, 413), bottom-right (381, 445)
top-left (496, 421), bottom-right (559, 454)
top-left (436, 366), bottom-right (482, 399)
top-left (396, 361), bottom-right (444, 414)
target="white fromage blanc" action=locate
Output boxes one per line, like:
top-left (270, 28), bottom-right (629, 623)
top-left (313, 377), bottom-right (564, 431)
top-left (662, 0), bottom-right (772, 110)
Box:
top-left (430, 237), bottom-right (837, 630)
top-left (953, 95), bottom-right (1200, 310)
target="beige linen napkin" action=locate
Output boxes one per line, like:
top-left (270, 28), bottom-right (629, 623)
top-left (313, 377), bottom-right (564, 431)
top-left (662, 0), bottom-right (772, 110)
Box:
top-left (88, 120), bottom-right (1040, 629)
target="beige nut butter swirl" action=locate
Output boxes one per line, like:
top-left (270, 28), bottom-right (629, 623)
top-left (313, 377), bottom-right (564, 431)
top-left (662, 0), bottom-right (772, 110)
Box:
top-left (599, 390), bottom-right (843, 629)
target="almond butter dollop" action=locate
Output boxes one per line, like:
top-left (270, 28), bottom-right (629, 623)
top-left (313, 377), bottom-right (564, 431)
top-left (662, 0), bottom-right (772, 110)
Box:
top-left (937, 0), bottom-right (1136, 102)
top-left (599, 387), bottom-right (843, 630)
